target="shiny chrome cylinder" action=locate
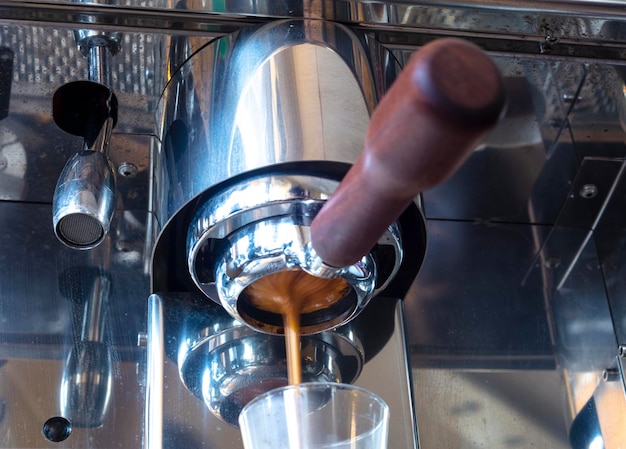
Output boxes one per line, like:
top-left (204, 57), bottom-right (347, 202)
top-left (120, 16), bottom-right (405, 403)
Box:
top-left (186, 174), bottom-right (402, 335)
top-left (173, 296), bottom-right (364, 427)
top-left (51, 53), bottom-right (118, 250)
top-left (154, 18), bottom-right (388, 229)
top-left (154, 18), bottom-right (417, 334)
top-left (52, 147), bottom-right (116, 250)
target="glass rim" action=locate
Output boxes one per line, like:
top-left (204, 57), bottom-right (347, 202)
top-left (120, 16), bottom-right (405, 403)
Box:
top-left (239, 381), bottom-right (389, 418)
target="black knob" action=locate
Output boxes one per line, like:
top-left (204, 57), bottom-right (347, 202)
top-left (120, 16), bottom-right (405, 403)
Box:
top-left (43, 416), bottom-right (72, 442)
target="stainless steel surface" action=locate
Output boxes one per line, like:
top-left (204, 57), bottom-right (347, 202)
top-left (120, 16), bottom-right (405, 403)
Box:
top-left (153, 18), bottom-right (386, 230)
top-left (164, 292), bottom-right (364, 426)
top-left (0, 202), bottom-right (148, 447)
top-left (155, 18), bottom-right (422, 336)
top-left (147, 294), bottom-right (418, 449)
top-left (186, 174), bottom-right (403, 335)
top-left (51, 26), bottom-right (119, 250)
top-left (85, 43), bottom-right (113, 89)
top-left (60, 272), bottom-right (113, 428)
top-left (52, 147), bottom-right (116, 249)
top-left (8, 1), bottom-right (626, 60)
top-left (0, 3), bottom-right (625, 449)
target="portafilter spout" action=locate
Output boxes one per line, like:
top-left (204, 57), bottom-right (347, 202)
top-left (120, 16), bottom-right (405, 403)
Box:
top-left (310, 38), bottom-right (506, 268)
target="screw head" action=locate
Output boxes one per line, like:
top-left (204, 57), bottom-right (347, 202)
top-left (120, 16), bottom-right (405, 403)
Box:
top-left (137, 332), bottom-right (148, 347)
top-left (544, 257), bottom-right (561, 269)
top-left (118, 162), bottom-right (138, 178)
top-left (579, 184), bottom-right (598, 199)
top-left (602, 368), bottom-right (619, 382)
top-left (43, 417), bottom-right (72, 442)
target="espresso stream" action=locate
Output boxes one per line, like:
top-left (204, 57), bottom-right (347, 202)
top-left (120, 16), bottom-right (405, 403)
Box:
top-left (244, 270), bottom-right (349, 385)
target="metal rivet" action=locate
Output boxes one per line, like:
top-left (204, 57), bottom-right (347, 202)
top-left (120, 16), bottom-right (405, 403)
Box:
top-left (579, 184), bottom-right (598, 199)
top-left (544, 257), bottom-right (561, 269)
top-left (118, 162), bottom-right (138, 178)
top-left (562, 94), bottom-right (583, 103)
top-left (602, 368), bottom-right (619, 382)
top-left (137, 332), bottom-right (148, 347)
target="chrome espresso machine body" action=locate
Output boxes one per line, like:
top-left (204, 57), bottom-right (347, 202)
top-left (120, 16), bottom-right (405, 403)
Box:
top-left (0, 1), bottom-right (625, 449)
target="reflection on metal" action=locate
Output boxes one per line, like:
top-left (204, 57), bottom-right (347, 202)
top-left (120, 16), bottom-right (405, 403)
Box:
top-left (406, 215), bottom-right (618, 446)
top-left (51, 22), bottom-right (120, 250)
top-left (59, 270), bottom-right (112, 428)
top-left (169, 294), bottom-right (364, 426)
top-left (422, 56), bottom-right (583, 225)
top-left (145, 295), bottom-right (164, 449)
top-left (523, 158), bottom-right (624, 286)
top-left (0, 125), bottom-right (25, 200)
top-left (412, 369), bottom-right (571, 448)
top-left (406, 221), bottom-right (556, 370)
top-left (186, 174), bottom-right (405, 335)
top-left (557, 159), bottom-right (626, 290)
top-left (0, 202), bottom-right (148, 447)
top-left (147, 293), bottom-right (417, 448)
top-left (153, 18), bottom-right (385, 228)
top-left (569, 356), bottom-right (626, 449)
top-left (0, 3), bottom-right (624, 449)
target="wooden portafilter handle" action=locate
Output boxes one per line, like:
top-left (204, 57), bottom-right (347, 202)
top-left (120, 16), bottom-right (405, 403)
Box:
top-left (310, 38), bottom-right (506, 268)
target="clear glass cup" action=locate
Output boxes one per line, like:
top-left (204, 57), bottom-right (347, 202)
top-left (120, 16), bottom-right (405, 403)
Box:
top-left (238, 382), bottom-right (389, 449)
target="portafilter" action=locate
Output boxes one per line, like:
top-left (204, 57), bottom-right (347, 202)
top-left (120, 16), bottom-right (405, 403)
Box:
top-left (186, 37), bottom-right (506, 335)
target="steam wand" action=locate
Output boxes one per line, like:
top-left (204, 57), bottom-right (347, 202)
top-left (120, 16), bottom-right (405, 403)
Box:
top-left (51, 24), bottom-right (120, 249)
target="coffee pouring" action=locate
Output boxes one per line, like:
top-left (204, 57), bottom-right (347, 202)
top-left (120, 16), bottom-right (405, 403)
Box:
top-left (188, 37), bottom-right (505, 336)
top-left (155, 19), bottom-right (504, 336)
top-left (151, 18), bottom-right (506, 429)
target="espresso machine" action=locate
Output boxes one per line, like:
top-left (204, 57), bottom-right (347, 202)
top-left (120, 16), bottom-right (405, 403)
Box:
top-left (0, 2), bottom-right (625, 449)
top-left (147, 15), bottom-right (503, 447)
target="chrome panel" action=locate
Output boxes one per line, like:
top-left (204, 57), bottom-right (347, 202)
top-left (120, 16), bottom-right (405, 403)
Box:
top-left (407, 219), bottom-right (622, 448)
top-left (422, 55), bottom-right (584, 224)
top-left (147, 293), bottom-right (417, 449)
top-left (0, 201), bottom-right (149, 447)
top-left (153, 18), bottom-right (385, 229)
top-left (0, 4), bottom-right (623, 449)
top-left (7, 1), bottom-right (626, 58)
top-left (595, 169), bottom-right (626, 346)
